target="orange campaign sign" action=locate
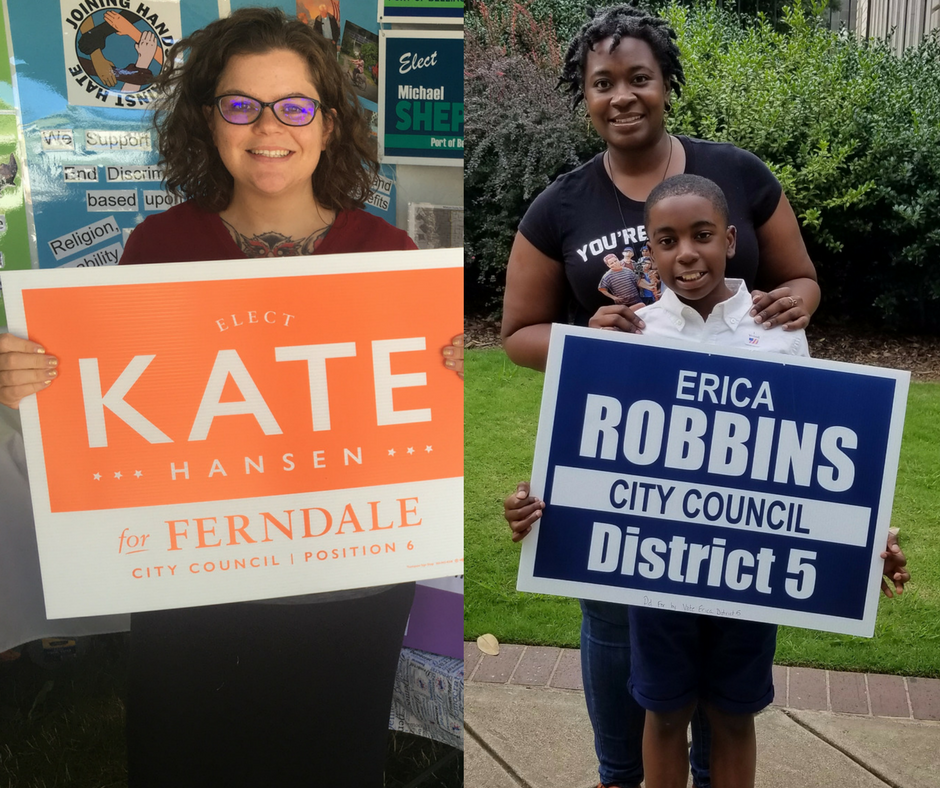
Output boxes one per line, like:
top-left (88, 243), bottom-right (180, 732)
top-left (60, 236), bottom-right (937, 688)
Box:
top-left (1, 249), bottom-right (463, 619)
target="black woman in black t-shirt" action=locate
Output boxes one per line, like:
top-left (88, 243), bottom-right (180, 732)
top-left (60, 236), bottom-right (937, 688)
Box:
top-left (500, 6), bottom-right (821, 788)
top-left (501, 5), bottom-right (820, 371)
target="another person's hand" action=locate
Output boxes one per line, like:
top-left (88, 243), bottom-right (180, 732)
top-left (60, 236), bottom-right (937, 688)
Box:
top-left (880, 529), bottom-right (910, 598)
top-left (90, 50), bottom-right (117, 87)
top-left (0, 334), bottom-right (58, 409)
top-left (104, 10), bottom-right (140, 38)
top-left (504, 481), bottom-right (544, 542)
top-left (749, 287), bottom-right (810, 331)
top-left (135, 31), bottom-right (159, 67)
top-left (588, 304), bottom-right (645, 334)
top-left (442, 334), bottom-right (463, 379)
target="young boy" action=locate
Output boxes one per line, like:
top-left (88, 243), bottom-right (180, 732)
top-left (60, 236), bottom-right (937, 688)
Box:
top-left (503, 174), bottom-right (910, 788)
top-left (628, 173), bottom-right (809, 788)
top-left (636, 174), bottom-right (806, 354)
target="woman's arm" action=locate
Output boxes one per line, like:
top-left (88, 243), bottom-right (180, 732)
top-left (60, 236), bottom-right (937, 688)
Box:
top-left (750, 193), bottom-right (821, 331)
top-left (500, 233), bottom-right (570, 372)
top-left (502, 233), bottom-right (645, 371)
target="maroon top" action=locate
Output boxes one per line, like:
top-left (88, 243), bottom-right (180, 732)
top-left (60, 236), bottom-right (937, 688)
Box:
top-left (120, 200), bottom-right (417, 264)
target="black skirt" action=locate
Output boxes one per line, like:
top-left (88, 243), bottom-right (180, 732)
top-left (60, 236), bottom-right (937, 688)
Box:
top-left (126, 583), bottom-right (415, 787)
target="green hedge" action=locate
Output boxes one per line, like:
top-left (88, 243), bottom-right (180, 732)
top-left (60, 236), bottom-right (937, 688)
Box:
top-left (465, 0), bottom-right (595, 309)
top-left (465, 1), bottom-right (940, 330)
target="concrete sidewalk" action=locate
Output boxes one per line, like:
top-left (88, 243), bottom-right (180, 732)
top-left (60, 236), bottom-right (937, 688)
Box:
top-left (464, 642), bottom-right (940, 788)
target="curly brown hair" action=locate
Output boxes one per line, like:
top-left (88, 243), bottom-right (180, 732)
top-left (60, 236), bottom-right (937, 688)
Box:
top-left (153, 6), bottom-right (377, 213)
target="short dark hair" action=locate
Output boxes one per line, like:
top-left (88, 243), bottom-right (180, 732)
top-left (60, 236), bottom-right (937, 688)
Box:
top-left (152, 7), bottom-right (377, 213)
top-left (559, 3), bottom-right (685, 108)
top-left (644, 174), bottom-right (730, 227)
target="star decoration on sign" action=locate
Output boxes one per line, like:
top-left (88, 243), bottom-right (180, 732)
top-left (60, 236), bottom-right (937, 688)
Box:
top-left (406, 447), bottom-right (415, 455)
top-left (388, 448), bottom-right (396, 456)
top-left (93, 473), bottom-right (101, 481)
top-left (134, 470), bottom-right (143, 478)
top-left (114, 471), bottom-right (122, 480)
top-left (425, 445), bottom-right (433, 453)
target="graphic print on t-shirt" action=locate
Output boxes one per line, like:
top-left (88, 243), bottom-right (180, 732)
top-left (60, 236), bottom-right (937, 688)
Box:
top-left (574, 224), bottom-right (648, 263)
top-left (518, 140), bottom-right (785, 326)
top-left (582, 225), bottom-right (663, 308)
top-left (597, 250), bottom-right (642, 306)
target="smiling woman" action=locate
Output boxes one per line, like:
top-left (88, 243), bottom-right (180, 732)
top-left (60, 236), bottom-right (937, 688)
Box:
top-left (208, 48), bottom-right (334, 244)
top-left (500, 5), bottom-right (821, 371)
top-left (211, 56), bottom-right (327, 183)
top-left (0, 7), bottom-right (424, 788)
top-left (112, 10), bottom-right (422, 788)
top-left (584, 36), bottom-right (673, 162)
top-left (114, 7), bottom-right (408, 263)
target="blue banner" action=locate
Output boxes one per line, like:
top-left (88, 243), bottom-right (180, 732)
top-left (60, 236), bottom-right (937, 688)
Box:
top-left (517, 325), bottom-right (909, 637)
top-left (8, 0), bottom-right (218, 270)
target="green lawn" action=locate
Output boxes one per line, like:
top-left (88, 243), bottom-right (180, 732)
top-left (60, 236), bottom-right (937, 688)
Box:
top-left (465, 348), bottom-right (940, 677)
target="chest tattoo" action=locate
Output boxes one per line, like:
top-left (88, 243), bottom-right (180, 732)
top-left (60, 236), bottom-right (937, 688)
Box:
top-left (223, 220), bottom-right (333, 258)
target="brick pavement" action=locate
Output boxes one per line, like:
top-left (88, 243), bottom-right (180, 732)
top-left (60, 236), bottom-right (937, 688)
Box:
top-left (465, 642), bottom-right (940, 722)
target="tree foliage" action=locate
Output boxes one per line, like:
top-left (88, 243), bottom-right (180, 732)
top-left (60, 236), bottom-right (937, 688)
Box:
top-left (466, 0), bottom-right (940, 330)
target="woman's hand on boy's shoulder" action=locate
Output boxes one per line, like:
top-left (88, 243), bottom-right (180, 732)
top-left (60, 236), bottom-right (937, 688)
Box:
top-left (750, 286), bottom-right (811, 331)
top-left (504, 481), bottom-right (544, 542)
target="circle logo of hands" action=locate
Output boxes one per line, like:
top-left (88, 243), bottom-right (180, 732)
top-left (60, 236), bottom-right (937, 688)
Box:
top-left (74, 9), bottom-right (164, 93)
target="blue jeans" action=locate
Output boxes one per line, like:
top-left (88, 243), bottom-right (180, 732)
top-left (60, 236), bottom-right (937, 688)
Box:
top-left (580, 599), bottom-right (712, 788)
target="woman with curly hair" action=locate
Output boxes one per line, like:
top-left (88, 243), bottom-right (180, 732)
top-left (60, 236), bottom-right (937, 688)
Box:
top-left (122, 9), bottom-right (420, 787)
top-left (122, 6), bottom-right (403, 262)
top-left (0, 8), bottom-right (419, 786)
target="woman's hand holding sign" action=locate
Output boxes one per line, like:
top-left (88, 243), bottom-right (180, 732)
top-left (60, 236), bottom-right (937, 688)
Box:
top-left (442, 334), bottom-right (464, 379)
top-left (0, 333), bottom-right (57, 409)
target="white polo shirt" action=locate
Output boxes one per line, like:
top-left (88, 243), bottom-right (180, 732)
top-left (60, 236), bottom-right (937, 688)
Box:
top-left (636, 278), bottom-right (810, 357)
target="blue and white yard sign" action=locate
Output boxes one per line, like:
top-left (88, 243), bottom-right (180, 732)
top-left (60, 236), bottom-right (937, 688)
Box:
top-left (517, 325), bottom-right (910, 637)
